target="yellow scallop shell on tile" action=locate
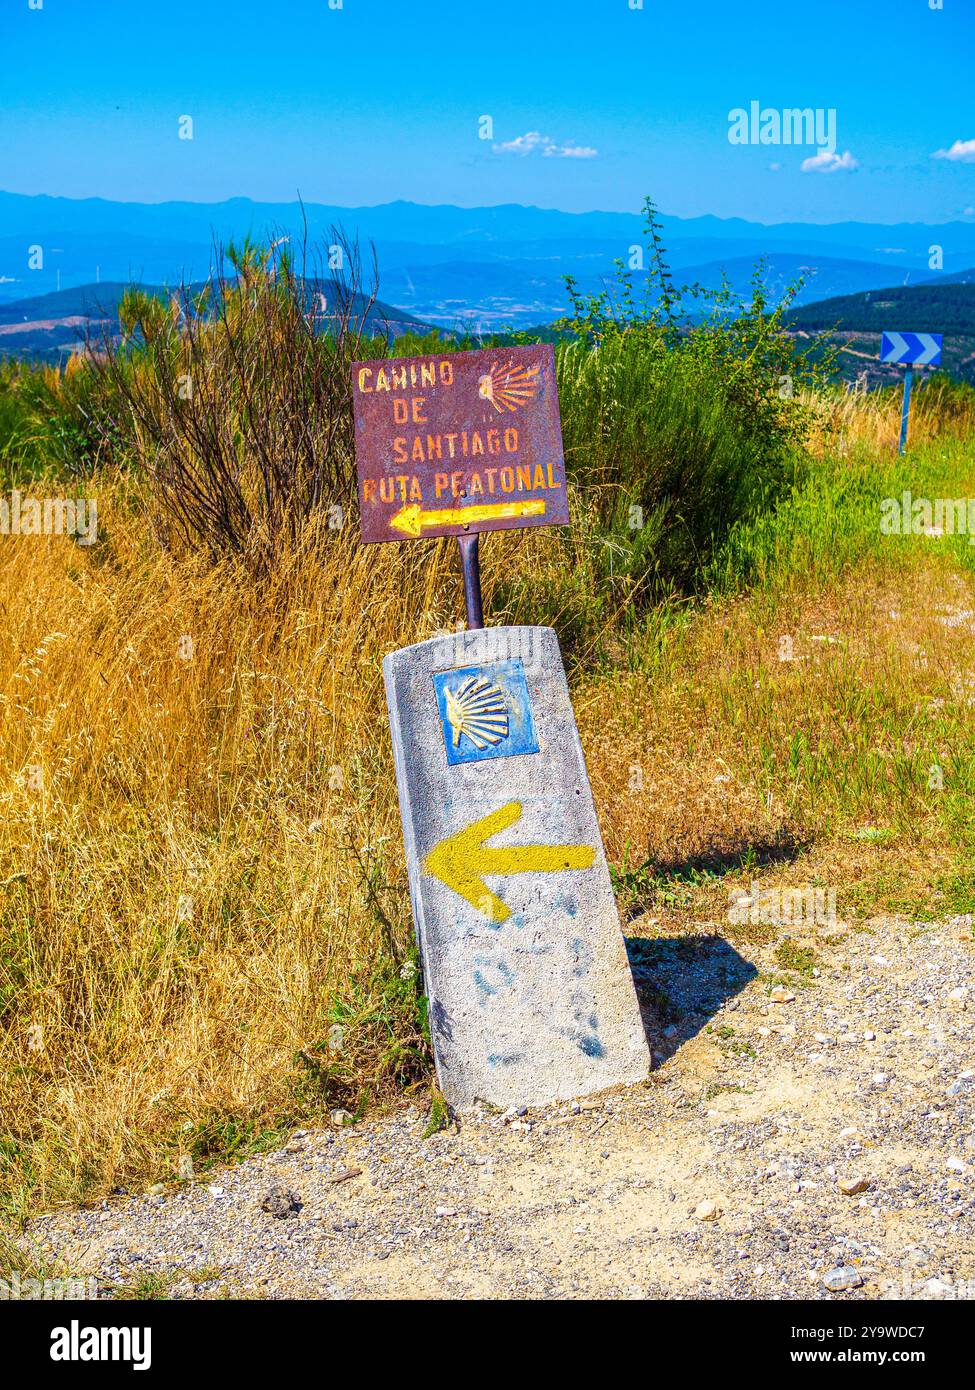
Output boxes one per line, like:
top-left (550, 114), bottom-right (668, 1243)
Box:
top-left (444, 675), bottom-right (509, 749)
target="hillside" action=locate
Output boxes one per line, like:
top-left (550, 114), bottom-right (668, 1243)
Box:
top-left (923, 267), bottom-right (975, 287)
top-left (785, 280), bottom-right (975, 385)
top-left (0, 280), bottom-right (434, 359)
top-left (3, 233), bottom-right (975, 1309)
top-left (786, 280), bottom-right (975, 333)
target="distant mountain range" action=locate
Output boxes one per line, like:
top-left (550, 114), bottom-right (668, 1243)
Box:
top-left (6, 274), bottom-right (974, 391)
top-left (3, 191), bottom-right (975, 330)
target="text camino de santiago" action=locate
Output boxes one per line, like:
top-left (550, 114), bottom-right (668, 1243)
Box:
top-left (356, 358), bottom-right (562, 505)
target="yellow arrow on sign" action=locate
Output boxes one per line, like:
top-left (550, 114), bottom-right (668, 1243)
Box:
top-left (390, 499), bottom-right (545, 537)
top-left (423, 801), bottom-right (596, 924)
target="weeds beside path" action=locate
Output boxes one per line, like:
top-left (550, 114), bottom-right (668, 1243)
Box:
top-left (2, 432), bottom-right (974, 1221)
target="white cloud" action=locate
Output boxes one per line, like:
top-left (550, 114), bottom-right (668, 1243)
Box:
top-left (932, 138), bottom-right (975, 163)
top-left (493, 131), bottom-right (547, 155)
top-left (493, 131), bottom-right (597, 159)
top-left (768, 161), bottom-right (781, 171)
top-left (548, 143), bottom-right (598, 159)
top-left (800, 149), bottom-right (859, 174)
top-left (965, 206), bottom-right (975, 217)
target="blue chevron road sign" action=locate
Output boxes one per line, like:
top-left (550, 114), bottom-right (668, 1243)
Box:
top-left (880, 331), bottom-right (943, 366)
top-left (880, 330), bottom-right (945, 454)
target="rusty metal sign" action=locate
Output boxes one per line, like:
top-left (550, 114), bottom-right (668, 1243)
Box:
top-left (352, 344), bottom-right (568, 544)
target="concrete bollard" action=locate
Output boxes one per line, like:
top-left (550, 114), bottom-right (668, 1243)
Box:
top-left (383, 624), bottom-right (651, 1108)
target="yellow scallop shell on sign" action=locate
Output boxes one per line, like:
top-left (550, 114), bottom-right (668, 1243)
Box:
top-left (476, 359), bottom-right (541, 414)
top-left (444, 675), bottom-right (509, 750)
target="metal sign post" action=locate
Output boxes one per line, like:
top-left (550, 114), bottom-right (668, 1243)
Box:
top-left (352, 345), bottom-right (650, 1108)
top-left (899, 367), bottom-right (914, 456)
top-left (879, 332), bottom-right (944, 456)
top-left (457, 534), bottom-right (484, 630)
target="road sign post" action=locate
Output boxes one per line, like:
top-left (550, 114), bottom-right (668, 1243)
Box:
top-left (879, 332), bottom-right (943, 456)
top-left (899, 367), bottom-right (913, 456)
top-left (353, 346), bottom-right (651, 1106)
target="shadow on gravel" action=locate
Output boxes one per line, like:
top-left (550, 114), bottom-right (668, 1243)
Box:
top-left (625, 934), bottom-right (759, 1064)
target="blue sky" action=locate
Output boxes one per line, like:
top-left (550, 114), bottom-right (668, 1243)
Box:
top-left (2, 0), bottom-right (973, 223)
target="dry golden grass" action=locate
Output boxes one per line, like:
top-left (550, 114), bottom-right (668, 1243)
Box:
top-left (0, 484), bottom-right (473, 1212)
top-left (804, 379), bottom-right (975, 458)
top-left (580, 555), bottom-right (975, 933)
top-left (2, 431), bottom-right (974, 1217)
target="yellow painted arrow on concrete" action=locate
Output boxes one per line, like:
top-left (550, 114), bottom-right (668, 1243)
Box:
top-left (423, 801), bottom-right (595, 923)
top-left (390, 499), bottom-right (545, 537)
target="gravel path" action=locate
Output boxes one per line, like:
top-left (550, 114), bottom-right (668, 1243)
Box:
top-left (25, 916), bottom-right (975, 1300)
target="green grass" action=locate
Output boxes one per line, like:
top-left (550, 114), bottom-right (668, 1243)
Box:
top-left (774, 942), bottom-right (819, 978)
top-left (709, 434), bottom-right (975, 595)
top-left (106, 1271), bottom-right (173, 1300)
top-left (422, 1088), bottom-right (450, 1139)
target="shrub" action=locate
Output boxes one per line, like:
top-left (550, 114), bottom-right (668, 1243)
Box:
top-left (0, 357), bottom-right (111, 486)
top-left (543, 199), bottom-right (835, 602)
top-left (88, 233), bottom-right (382, 572)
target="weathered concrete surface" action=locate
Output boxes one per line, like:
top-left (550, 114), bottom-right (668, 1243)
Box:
top-left (383, 625), bottom-right (650, 1108)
